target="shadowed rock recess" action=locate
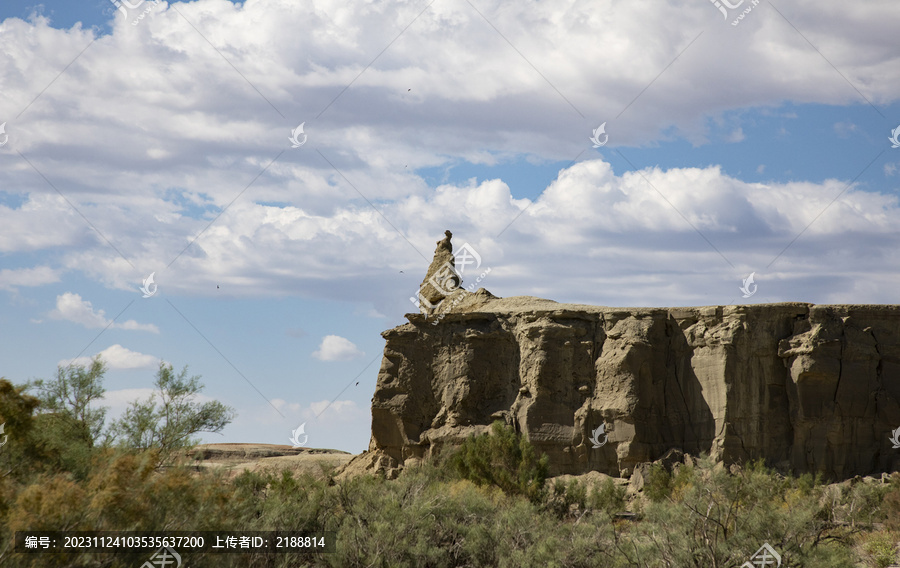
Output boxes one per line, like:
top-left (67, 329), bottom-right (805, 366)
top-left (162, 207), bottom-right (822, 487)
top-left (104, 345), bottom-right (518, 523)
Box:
top-left (341, 239), bottom-right (900, 481)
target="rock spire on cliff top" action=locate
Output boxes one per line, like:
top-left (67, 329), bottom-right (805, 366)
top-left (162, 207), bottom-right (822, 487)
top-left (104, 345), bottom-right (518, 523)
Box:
top-left (416, 230), bottom-right (460, 313)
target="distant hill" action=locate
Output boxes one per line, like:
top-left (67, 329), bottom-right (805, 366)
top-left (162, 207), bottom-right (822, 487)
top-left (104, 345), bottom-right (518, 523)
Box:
top-left (185, 443), bottom-right (354, 479)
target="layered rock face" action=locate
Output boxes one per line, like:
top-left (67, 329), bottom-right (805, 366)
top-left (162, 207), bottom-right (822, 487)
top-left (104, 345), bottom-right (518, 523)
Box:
top-left (366, 297), bottom-right (900, 480)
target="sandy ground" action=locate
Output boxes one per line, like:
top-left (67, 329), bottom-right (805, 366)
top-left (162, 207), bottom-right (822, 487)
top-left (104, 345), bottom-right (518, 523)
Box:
top-left (182, 443), bottom-right (355, 480)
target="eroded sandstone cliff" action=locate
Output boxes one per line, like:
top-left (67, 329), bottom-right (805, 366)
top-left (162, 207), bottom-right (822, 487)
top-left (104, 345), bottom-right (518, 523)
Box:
top-left (352, 295), bottom-right (900, 480)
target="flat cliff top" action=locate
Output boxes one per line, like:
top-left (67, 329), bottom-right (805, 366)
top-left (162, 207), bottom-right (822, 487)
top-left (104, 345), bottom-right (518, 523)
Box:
top-left (469, 296), bottom-right (813, 313)
top-left (412, 291), bottom-right (900, 319)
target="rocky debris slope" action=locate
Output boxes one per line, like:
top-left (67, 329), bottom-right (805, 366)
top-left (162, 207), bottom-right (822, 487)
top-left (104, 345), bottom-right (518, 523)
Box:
top-left (342, 296), bottom-right (900, 481)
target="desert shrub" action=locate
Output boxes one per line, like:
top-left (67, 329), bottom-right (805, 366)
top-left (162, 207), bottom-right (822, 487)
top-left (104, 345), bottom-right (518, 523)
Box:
top-left (0, 378), bottom-right (47, 481)
top-left (244, 469), bottom-right (330, 534)
top-left (325, 471), bottom-right (446, 567)
top-left (411, 478), bottom-right (502, 567)
top-left (883, 488), bottom-right (900, 531)
top-left (796, 471), bottom-right (824, 496)
top-left (208, 469), bottom-right (333, 568)
top-left (588, 477), bottom-right (626, 517)
top-left (3, 473), bottom-right (91, 568)
top-left (491, 497), bottom-right (561, 568)
top-left (544, 478), bottom-right (589, 519)
top-left (2, 452), bottom-right (250, 568)
top-left (446, 421), bottom-right (549, 502)
top-left (613, 458), bottom-right (854, 568)
top-left (644, 463), bottom-right (672, 503)
top-left (8, 450), bottom-right (237, 532)
top-left (858, 530), bottom-right (899, 568)
top-left (7, 474), bottom-right (88, 533)
top-left (546, 479), bottom-right (571, 518)
top-left (31, 412), bottom-right (98, 481)
top-left (566, 478), bottom-right (587, 510)
top-left (821, 478), bottom-right (894, 529)
top-left (670, 462), bottom-right (695, 500)
top-left (324, 458), bottom-right (591, 568)
top-left (847, 480), bottom-right (892, 527)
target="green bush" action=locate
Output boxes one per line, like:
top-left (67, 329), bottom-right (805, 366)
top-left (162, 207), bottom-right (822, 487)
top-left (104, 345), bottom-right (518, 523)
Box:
top-left (30, 358), bottom-right (108, 447)
top-left (883, 488), bottom-right (900, 531)
top-left (796, 471), bottom-right (824, 496)
top-left (863, 531), bottom-right (899, 568)
top-left (27, 360), bottom-right (109, 480)
top-left (0, 378), bottom-right (45, 481)
top-left (615, 458), bottom-right (855, 567)
top-left (644, 463), bottom-right (672, 503)
top-left (844, 480), bottom-right (892, 527)
top-left (446, 421), bottom-right (549, 502)
top-left (588, 477), bottom-right (626, 517)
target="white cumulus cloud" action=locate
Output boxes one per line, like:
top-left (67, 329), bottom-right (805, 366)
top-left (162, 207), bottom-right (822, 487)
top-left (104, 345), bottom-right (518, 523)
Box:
top-left (48, 292), bottom-right (159, 333)
top-left (1, 0), bottom-right (899, 312)
top-left (312, 335), bottom-right (364, 361)
top-left (0, 265), bottom-right (60, 291)
top-left (59, 344), bottom-right (159, 371)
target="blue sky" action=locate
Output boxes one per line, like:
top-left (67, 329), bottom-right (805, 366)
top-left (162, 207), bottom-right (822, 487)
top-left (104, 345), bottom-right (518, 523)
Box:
top-left (1, 0), bottom-right (899, 453)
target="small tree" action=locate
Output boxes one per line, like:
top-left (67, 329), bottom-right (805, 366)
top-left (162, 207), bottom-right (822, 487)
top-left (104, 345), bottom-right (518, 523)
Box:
top-left (31, 357), bottom-right (108, 448)
top-left (447, 421), bottom-right (549, 502)
top-left (110, 362), bottom-right (235, 466)
top-left (28, 358), bottom-right (110, 479)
